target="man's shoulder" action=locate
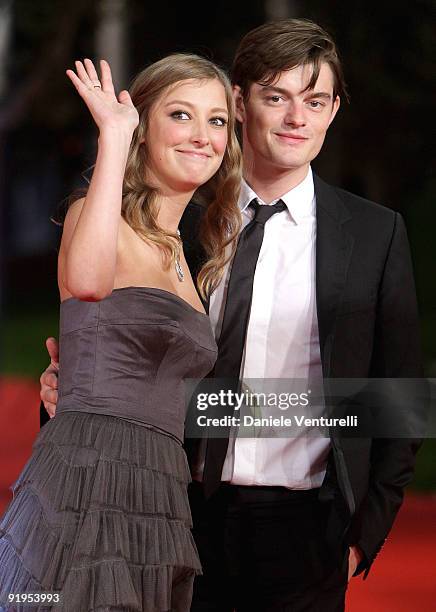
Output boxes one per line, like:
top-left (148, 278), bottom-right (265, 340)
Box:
top-left (315, 175), bottom-right (397, 225)
top-left (335, 185), bottom-right (395, 221)
top-left (179, 200), bottom-right (205, 243)
top-left (185, 200), bottom-right (206, 218)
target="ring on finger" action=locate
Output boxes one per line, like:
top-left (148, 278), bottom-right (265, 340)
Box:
top-left (92, 81), bottom-right (102, 89)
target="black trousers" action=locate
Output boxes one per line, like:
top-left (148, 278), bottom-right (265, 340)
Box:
top-left (189, 482), bottom-right (349, 612)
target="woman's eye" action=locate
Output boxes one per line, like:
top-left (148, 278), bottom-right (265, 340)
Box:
top-left (209, 116), bottom-right (227, 127)
top-left (171, 110), bottom-right (190, 120)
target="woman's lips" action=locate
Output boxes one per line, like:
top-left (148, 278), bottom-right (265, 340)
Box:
top-left (176, 149), bottom-right (211, 159)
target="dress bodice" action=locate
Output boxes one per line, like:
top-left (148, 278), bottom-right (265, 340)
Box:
top-left (56, 286), bottom-right (217, 442)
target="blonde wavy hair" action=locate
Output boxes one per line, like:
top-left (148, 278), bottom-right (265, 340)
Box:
top-left (123, 53), bottom-right (242, 298)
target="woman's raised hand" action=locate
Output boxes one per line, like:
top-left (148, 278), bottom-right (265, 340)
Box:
top-left (66, 59), bottom-right (139, 135)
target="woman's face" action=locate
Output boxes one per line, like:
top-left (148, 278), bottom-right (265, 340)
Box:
top-left (145, 78), bottom-right (229, 194)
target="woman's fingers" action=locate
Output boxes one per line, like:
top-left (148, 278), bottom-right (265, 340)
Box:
top-left (71, 59), bottom-right (115, 96)
top-left (75, 60), bottom-right (94, 89)
top-left (118, 90), bottom-right (134, 107)
top-left (100, 59), bottom-right (115, 94)
top-left (66, 59), bottom-right (137, 131)
top-left (66, 68), bottom-right (90, 97)
top-left (84, 58), bottom-right (100, 86)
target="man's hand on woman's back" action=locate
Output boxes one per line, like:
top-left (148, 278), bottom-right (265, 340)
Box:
top-left (40, 337), bottom-right (59, 418)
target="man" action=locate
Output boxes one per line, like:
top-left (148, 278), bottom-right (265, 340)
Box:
top-left (40, 19), bottom-right (422, 611)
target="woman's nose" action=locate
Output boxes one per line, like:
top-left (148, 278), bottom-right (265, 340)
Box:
top-left (190, 122), bottom-right (210, 147)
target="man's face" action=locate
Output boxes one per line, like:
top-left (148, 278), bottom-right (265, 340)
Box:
top-left (235, 62), bottom-right (340, 176)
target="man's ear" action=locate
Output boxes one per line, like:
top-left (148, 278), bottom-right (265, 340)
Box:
top-left (233, 84), bottom-right (245, 124)
top-left (328, 95), bottom-right (340, 127)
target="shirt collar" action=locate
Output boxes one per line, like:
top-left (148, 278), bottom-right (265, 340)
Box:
top-left (238, 166), bottom-right (315, 225)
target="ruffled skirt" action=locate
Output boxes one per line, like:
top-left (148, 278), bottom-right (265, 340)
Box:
top-left (0, 411), bottom-right (201, 611)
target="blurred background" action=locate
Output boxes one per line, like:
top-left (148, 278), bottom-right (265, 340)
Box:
top-left (0, 1), bottom-right (435, 609)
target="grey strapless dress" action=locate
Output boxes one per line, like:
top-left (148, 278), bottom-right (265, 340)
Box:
top-left (0, 287), bottom-right (217, 612)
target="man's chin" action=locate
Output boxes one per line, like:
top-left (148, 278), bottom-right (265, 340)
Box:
top-left (268, 154), bottom-right (310, 173)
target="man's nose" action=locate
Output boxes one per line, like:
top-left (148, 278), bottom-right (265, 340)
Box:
top-left (283, 103), bottom-right (306, 128)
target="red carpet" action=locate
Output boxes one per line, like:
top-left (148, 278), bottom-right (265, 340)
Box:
top-left (0, 377), bottom-right (41, 512)
top-left (1, 377), bottom-right (435, 610)
top-left (347, 494), bottom-right (436, 611)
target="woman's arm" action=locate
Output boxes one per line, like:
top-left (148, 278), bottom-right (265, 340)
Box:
top-left (60, 59), bottom-right (138, 301)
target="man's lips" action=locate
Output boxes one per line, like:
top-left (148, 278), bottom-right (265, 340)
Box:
top-left (275, 133), bottom-right (309, 143)
top-left (176, 149), bottom-right (211, 159)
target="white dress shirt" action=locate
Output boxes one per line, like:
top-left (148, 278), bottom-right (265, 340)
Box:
top-left (196, 167), bottom-right (330, 489)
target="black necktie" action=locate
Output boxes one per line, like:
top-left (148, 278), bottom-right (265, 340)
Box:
top-left (202, 198), bottom-right (287, 498)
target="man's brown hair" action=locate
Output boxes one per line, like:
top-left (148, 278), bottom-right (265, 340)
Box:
top-left (231, 18), bottom-right (348, 101)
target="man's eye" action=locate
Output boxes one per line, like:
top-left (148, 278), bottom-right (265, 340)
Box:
top-left (171, 111), bottom-right (190, 120)
top-left (268, 95), bottom-right (283, 103)
top-left (308, 101), bottom-right (324, 109)
top-left (209, 116), bottom-right (227, 127)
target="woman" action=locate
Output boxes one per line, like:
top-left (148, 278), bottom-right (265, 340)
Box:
top-left (0, 55), bottom-right (241, 611)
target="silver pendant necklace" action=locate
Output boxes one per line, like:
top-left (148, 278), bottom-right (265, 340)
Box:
top-left (175, 230), bottom-right (184, 282)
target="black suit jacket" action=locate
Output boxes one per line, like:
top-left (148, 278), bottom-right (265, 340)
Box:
top-left (179, 174), bottom-right (423, 578)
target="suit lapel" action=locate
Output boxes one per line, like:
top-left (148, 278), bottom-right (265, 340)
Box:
top-left (314, 176), bottom-right (357, 515)
top-left (314, 174), bottom-right (354, 377)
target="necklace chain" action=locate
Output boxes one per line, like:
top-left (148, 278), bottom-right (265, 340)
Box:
top-left (175, 229), bottom-right (184, 282)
